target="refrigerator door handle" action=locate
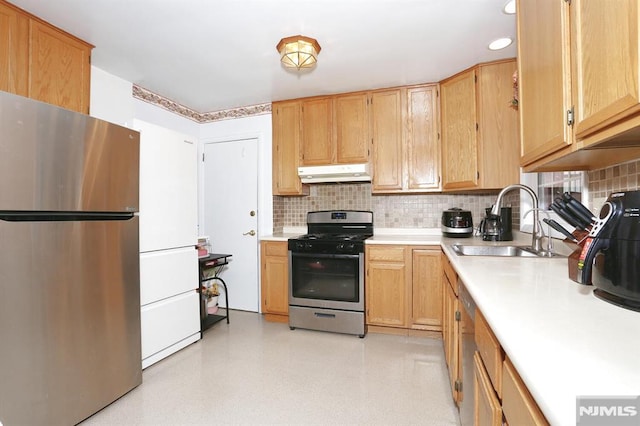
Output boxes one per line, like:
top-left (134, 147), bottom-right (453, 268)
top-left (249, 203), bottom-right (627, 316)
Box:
top-left (0, 211), bottom-right (135, 222)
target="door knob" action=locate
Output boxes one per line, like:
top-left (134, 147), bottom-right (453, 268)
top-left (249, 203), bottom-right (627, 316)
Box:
top-left (250, 210), bottom-right (256, 217)
top-left (243, 230), bottom-right (256, 236)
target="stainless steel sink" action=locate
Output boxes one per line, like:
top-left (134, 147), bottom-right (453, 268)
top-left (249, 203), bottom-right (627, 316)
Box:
top-left (451, 244), bottom-right (540, 257)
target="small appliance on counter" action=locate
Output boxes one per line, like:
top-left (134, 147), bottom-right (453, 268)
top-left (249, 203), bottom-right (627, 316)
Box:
top-left (441, 208), bottom-right (473, 238)
top-left (479, 206), bottom-right (513, 241)
top-left (572, 190), bottom-right (640, 312)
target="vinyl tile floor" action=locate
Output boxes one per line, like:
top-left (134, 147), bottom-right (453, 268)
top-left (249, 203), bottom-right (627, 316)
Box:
top-left (82, 310), bottom-right (460, 425)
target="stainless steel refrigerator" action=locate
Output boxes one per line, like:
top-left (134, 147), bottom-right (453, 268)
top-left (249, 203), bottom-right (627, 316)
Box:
top-left (0, 91), bottom-right (142, 425)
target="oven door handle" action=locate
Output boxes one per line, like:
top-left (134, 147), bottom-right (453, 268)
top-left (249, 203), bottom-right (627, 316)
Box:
top-left (289, 252), bottom-right (360, 260)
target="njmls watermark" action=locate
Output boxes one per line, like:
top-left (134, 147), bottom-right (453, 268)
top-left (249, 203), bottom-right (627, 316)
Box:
top-left (577, 396), bottom-right (640, 425)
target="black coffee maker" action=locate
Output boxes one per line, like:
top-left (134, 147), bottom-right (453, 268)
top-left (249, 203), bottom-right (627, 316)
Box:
top-left (480, 206), bottom-right (513, 241)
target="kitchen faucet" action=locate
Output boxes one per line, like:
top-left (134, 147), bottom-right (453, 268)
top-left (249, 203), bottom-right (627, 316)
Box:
top-left (491, 184), bottom-right (544, 253)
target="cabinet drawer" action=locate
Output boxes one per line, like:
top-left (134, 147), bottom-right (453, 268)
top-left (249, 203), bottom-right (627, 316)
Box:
top-left (475, 309), bottom-right (503, 398)
top-left (442, 253), bottom-right (458, 295)
top-left (473, 351), bottom-right (502, 426)
top-left (140, 247), bottom-right (198, 306)
top-left (367, 245), bottom-right (406, 262)
top-left (502, 357), bottom-right (549, 426)
top-left (262, 241), bottom-right (288, 257)
top-left (141, 291), bottom-right (200, 360)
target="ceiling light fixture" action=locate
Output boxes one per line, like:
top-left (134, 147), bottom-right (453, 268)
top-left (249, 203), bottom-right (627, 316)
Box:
top-left (276, 35), bottom-right (321, 70)
top-left (488, 37), bottom-right (513, 51)
top-left (503, 0), bottom-right (516, 14)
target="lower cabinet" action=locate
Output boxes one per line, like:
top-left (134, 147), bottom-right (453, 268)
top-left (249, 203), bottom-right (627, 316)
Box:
top-left (502, 357), bottom-right (549, 426)
top-left (365, 244), bottom-right (442, 333)
top-left (442, 252), bottom-right (461, 403)
top-left (260, 240), bottom-right (289, 322)
top-left (473, 352), bottom-right (502, 426)
top-left (442, 251), bottom-right (549, 425)
top-left (139, 248), bottom-right (200, 369)
top-left (366, 245), bottom-right (408, 327)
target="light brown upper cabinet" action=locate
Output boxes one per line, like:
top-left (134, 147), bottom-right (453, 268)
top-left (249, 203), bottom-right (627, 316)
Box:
top-left (517, 0), bottom-right (572, 168)
top-left (301, 97), bottom-right (333, 165)
top-left (440, 59), bottom-right (519, 191)
top-left (371, 88), bottom-right (404, 192)
top-left (334, 92), bottom-right (369, 164)
top-left (405, 85), bottom-right (441, 191)
top-left (371, 84), bottom-right (441, 193)
top-left (272, 100), bottom-right (309, 196)
top-left (300, 93), bottom-right (369, 166)
top-left (0, 1), bottom-right (28, 96)
top-left (0, 0), bottom-right (92, 114)
top-left (518, 0), bottom-right (640, 171)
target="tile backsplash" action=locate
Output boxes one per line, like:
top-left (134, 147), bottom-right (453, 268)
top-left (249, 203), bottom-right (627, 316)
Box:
top-left (270, 159), bottom-right (640, 235)
top-left (272, 183), bottom-right (520, 233)
top-left (588, 159), bottom-right (640, 212)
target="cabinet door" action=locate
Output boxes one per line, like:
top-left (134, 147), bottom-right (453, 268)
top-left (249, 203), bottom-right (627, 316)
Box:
top-left (29, 20), bottom-right (91, 114)
top-left (260, 241), bottom-right (289, 316)
top-left (301, 97), bottom-right (333, 165)
top-left (517, 0), bottom-right (572, 165)
top-left (441, 69), bottom-right (479, 190)
top-left (477, 60), bottom-right (520, 189)
top-left (443, 275), bottom-right (461, 403)
top-left (571, 0), bottom-right (640, 140)
top-left (335, 92), bottom-right (369, 164)
top-left (406, 85), bottom-right (441, 190)
top-left (272, 100), bottom-right (307, 195)
top-left (0, 2), bottom-right (28, 96)
top-left (502, 357), bottom-right (549, 426)
top-left (135, 119), bottom-right (198, 252)
top-left (366, 245), bottom-right (407, 327)
top-left (473, 352), bottom-right (502, 426)
top-left (371, 89), bottom-right (403, 192)
top-left (412, 249), bottom-right (442, 329)
top-left (366, 261), bottom-right (406, 327)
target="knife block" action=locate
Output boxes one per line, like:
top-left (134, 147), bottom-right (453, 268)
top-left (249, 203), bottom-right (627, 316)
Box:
top-left (566, 230), bottom-right (589, 284)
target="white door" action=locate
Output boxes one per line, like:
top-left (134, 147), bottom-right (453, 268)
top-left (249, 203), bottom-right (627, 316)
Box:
top-left (203, 138), bottom-right (259, 312)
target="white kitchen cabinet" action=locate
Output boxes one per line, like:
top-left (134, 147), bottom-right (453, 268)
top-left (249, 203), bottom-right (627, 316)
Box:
top-left (140, 247), bottom-right (198, 306)
top-left (135, 119), bottom-right (198, 252)
top-left (134, 119), bottom-right (200, 368)
top-left (140, 291), bottom-right (200, 368)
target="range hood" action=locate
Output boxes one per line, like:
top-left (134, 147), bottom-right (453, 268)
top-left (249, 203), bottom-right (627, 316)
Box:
top-left (298, 163), bottom-right (371, 183)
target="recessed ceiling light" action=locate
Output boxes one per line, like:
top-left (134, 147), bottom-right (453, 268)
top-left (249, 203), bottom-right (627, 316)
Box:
top-left (488, 37), bottom-right (513, 51)
top-left (503, 0), bottom-right (516, 14)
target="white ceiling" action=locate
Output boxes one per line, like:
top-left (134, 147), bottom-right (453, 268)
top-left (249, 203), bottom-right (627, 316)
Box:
top-left (10, 0), bottom-right (517, 113)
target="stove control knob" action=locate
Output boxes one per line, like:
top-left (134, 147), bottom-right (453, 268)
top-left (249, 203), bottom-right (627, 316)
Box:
top-left (305, 242), bottom-right (313, 250)
top-left (346, 243), bottom-right (355, 252)
top-left (295, 242), bottom-right (305, 251)
top-left (337, 243), bottom-right (345, 251)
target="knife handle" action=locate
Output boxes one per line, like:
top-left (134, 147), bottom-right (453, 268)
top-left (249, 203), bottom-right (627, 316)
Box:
top-left (563, 192), bottom-right (596, 222)
top-left (551, 202), bottom-right (584, 230)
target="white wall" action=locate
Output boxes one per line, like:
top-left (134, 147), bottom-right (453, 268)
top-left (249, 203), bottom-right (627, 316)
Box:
top-left (89, 66), bottom-right (274, 236)
top-left (133, 99), bottom-right (199, 137)
top-left (90, 66), bottom-right (134, 126)
top-left (199, 114), bottom-right (273, 237)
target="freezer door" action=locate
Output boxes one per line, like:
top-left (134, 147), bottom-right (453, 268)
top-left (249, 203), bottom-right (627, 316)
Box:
top-left (0, 217), bottom-right (142, 426)
top-left (0, 91), bottom-right (139, 212)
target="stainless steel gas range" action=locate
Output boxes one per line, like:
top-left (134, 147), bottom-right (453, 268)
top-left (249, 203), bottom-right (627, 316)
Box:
top-left (288, 210), bottom-right (373, 338)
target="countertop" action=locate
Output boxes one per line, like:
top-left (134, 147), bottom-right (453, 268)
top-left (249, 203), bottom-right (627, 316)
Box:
top-left (261, 229), bottom-right (640, 425)
top-left (441, 236), bottom-right (640, 426)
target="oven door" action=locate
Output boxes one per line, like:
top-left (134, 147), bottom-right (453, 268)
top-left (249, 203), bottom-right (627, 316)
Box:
top-left (288, 251), bottom-right (364, 311)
